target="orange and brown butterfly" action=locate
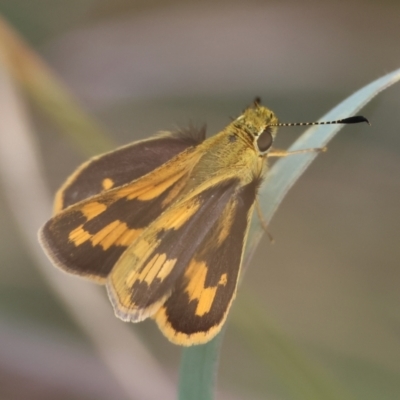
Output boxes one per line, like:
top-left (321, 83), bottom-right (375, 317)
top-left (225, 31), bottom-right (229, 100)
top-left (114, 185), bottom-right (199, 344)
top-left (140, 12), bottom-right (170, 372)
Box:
top-left (38, 100), bottom-right (368, 346)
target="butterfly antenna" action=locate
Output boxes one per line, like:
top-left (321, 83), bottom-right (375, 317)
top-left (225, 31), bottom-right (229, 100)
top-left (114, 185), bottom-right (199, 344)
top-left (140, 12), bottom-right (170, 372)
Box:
top-left (270, 116), bottom-right (370, 127)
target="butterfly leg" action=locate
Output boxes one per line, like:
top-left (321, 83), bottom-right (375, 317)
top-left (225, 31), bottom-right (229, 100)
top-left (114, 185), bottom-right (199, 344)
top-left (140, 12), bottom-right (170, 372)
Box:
top-left (255, 199), bottom-right (274, 244)
top-left (267, 147), bottom-right (327, 158)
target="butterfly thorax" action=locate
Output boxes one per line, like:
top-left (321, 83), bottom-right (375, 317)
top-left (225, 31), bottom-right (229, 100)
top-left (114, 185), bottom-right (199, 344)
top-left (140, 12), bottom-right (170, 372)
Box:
top-left (182, 105), bottom-right (278, 192)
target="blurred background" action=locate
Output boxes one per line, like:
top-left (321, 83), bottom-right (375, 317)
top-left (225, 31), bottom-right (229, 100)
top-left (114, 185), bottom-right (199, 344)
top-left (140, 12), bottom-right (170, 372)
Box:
top-left (0, 1), bottom-right (399, 399)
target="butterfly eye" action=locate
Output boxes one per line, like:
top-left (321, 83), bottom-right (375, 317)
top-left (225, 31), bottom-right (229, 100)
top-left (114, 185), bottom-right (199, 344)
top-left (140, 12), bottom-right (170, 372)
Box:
top-left (256, 128), bottom-right (273, 152)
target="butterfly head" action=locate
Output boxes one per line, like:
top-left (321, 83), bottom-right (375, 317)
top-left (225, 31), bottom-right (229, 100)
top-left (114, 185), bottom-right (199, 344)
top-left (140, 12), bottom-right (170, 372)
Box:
top-left (234, 103), bottom-right (279, 155)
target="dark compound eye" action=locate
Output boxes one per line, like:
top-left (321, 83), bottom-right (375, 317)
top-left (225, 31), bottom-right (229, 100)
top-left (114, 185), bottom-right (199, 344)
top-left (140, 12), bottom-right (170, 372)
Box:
top-left (256, 128), bottom-right (273, 152)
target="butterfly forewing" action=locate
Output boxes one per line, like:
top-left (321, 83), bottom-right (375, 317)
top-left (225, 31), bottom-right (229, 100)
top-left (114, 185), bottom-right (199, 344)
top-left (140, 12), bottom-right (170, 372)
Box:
top-left (55, 129), bottom-right (206, 212)
top-left (39, 142), bottom-right (204, 282)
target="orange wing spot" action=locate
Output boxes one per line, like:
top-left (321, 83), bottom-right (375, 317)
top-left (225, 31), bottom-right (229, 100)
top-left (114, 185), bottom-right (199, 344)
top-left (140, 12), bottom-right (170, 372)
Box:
top-left (184, 261), bottom-right (218, 317)
top-left (185, 261), bottom-right (208, 301)
top-left (140, 253), bottom-right (167, 284)
top-left (69, 224), bottom-right (92, 246)
top-left (132, 238), bottom-right (158, 261)
top-left (137, 253), bottom-right (177, 285)
top-left (91, 220), bottom-right (121, 249)
top-left (119, 237), bottom-right (160, 285)
top-left (99, 221), bottom-right (129, 250)
top-left (123, 253), bottom-right (177, 294)
top-left (114, 227), bottom-right (143, 247)
top-left (157, 258), bottom-right (177, 281)
top-left (81, 201), bottom-right (107, 221)
top-left (102, 178), bottom-right (114, 190)
top-left (161, 174), bottom-right (188, 206)
top-left (216, 201), bottom-right (236, 245)
top-left (112, 183), bottom-right (150, 200)
top-left (125, 268), bottom-right (139, 288)
top-left (112, 168), bottom-right (188, 201)
top-left (160, 200), bottom-right (200, 230)
top-left (184, 262), bottom-right (229, 316)
top-left (195, 287), bottom-right (218, 317)
top-left (137, 172), bottom-right (186, 201)
top-left (69, 220), bottom-right (140, 250)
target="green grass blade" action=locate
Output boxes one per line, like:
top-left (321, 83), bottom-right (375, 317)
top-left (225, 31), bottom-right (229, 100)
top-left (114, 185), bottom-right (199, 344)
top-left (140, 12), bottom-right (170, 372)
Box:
top-left (178, 333), bottom-right (224, 400)
top-left (179, 68), bottom-right (400, 400)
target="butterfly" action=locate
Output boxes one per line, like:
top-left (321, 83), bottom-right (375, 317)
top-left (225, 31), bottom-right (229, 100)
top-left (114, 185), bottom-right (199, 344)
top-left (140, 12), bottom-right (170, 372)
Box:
top-left (39, 99), bottom-right (368, 345)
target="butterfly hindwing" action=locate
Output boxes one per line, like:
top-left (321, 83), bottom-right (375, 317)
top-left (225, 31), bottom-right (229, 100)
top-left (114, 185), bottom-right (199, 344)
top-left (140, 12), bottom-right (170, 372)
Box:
top-left (154, 177), bottom-right (260, 345)
top-left (39, 144), bottom-right (204, 282)
top-left (106, 176), bottom-right (260, 344)
top-left (55, 128), bottom-right (206, 212)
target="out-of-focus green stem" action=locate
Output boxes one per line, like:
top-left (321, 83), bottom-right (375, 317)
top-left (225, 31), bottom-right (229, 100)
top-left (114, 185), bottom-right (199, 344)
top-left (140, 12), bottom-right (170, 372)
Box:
top-left (0, 16), bottom-right (113, 155)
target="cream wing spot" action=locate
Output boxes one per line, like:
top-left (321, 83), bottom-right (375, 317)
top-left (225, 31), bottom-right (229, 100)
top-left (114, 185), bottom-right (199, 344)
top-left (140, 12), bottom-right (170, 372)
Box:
top-left (219, 273), bottom-right (228, 286)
